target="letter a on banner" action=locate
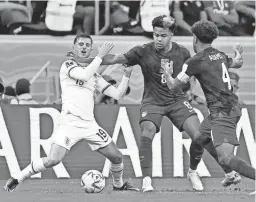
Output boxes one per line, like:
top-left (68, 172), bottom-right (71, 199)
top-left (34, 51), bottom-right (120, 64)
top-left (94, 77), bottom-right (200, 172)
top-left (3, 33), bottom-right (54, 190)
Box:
top-left (30, 108), bottom-right (70, 178)
top-left (235, 108), bottom-right (256, 168)
top-left (0, 108), bottom-right (21, 177)
top-left (102, 107), bottom-right (142, 177)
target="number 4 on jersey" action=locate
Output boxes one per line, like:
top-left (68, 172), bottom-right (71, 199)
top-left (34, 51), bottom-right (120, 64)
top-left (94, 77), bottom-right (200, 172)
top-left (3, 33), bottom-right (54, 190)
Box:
top-left (222, 63), bottom-right (231, 90)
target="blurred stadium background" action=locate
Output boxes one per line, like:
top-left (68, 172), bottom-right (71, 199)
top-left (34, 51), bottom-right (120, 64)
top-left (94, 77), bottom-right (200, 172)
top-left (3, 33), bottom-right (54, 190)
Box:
top-left (0, 36), bottom-right (254, 105)
top-left (0, 0), bottom-right (255, 105)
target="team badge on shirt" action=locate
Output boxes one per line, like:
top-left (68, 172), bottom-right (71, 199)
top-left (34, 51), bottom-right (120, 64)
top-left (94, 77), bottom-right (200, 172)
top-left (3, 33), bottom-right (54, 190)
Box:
top-left (142, 111), bottom-right (147, 117)
top-left (160, 59), bottom-right (171, 73)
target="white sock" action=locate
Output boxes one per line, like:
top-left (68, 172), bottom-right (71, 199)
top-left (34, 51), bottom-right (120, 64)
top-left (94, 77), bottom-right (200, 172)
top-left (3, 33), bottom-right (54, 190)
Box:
top-left (189, 168), bottom-right (197, 173)
top-left (225, 170), bottom-right (236, 178)
top-left (143, 176), bottom-right (151, 183)
top-left (16, 158), bottom-right (46, 183)
top-left (110, 162), bottom-right (124, 188)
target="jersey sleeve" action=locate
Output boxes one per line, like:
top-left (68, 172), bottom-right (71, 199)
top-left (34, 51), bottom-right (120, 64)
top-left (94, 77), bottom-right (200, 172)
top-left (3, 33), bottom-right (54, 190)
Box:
top-left (61, 57), bottom-right (102, 81)
top-left (177, 57), bottom-right (201, 83)
top-left (61, 59), bottom-right (79, 79)
top-left (123, 45), bottom-right (143, 66)
top-left (95, 74), bottom-right (111, 93)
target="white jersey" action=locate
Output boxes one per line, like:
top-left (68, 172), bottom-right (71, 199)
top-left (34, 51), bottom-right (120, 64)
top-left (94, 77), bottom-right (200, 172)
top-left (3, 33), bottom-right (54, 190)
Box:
top-left (59, 59), bottom-right (110, 126)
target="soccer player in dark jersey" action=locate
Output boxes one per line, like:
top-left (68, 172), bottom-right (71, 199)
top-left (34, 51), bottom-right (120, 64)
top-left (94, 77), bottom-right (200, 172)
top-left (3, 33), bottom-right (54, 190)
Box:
top-left (74, 16), bottom-right (241, 192)
top-left (165, 20), bottom-right (255, 193)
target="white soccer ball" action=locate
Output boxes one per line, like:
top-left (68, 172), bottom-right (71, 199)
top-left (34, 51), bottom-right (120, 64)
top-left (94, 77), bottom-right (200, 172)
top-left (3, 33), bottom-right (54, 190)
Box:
top-left (81, 170), bottom-right (105, 193)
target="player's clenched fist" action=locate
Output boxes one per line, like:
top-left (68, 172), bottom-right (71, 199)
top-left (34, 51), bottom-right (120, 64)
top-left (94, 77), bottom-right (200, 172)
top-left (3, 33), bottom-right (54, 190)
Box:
top-left (97, 42), bottom-right (114, 59)
top-left (123, 66), bottom-right (133, 78)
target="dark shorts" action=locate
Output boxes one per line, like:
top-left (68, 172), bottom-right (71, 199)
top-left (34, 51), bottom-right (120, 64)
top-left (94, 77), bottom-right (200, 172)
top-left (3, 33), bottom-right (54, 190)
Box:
top-left (199, 106), bottom-right (241, 147)
top-left (140, 98), bottom-right (197, 133)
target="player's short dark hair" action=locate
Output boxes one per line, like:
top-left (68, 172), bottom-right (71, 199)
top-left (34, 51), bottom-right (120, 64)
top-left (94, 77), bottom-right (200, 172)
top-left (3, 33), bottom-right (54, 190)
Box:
top-left (191, 20), bottom-right (219, 43)
top-left (73, 33), bottom-right (93, 45)
top-left (152, 15), bottom-right (177, 33)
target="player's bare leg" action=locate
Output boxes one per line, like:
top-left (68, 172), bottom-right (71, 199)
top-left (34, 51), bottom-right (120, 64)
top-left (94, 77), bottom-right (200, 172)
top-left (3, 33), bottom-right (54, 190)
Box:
top-left (139, 121), bottom-right (155, 192)
top-left (183, 115), bottom-right (241, 189)
top-left (97, 141), bottom-right (139, 191)
top-left (215, 143), bottom-right (255, 182)
top-left (4, 143), bottom-right (67, 192)
top-left (203, 138), bottom-right (241, 187)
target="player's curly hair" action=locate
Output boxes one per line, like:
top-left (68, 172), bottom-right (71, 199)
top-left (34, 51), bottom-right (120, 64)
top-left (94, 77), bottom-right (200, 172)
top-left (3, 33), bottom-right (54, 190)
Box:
top-left (73, 33), bottom-right (93, 45)
top-left (191, 20), bottom-right (219, 43)
top-left (152, 15), bottom-right (177, 33)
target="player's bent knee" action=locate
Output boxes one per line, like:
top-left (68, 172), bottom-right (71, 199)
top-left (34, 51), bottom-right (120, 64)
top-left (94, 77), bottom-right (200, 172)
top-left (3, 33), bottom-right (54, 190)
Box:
top-left (193, 132), bottom-right (208, 145)
top-left (217, 154), bottom-right (234, 166)
top-left (140, 121), bottom-right (157, 138)
top-left (218, 156), bottom-right (229, 166)
top-left (109, 151), bottom-right (123, 164)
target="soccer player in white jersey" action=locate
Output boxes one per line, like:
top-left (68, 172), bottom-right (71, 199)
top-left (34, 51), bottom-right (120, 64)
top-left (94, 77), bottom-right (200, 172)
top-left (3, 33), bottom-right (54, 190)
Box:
top-left (4, 33), bottom-right (139, 192)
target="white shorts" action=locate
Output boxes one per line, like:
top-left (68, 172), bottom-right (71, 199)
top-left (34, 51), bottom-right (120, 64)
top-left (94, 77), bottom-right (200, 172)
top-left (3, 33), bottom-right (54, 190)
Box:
top-left (53, 120), bottom-right (112, 151)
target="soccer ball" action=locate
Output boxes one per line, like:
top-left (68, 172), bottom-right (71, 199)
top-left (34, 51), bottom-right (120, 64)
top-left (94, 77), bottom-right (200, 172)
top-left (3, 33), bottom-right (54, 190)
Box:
top-left (81, 170), bottom-right (105, 193)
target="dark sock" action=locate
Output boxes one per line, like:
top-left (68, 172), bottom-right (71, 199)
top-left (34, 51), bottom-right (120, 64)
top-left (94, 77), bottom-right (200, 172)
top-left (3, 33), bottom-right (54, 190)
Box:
top-left (228, 156), bottom-right (255, 180)
top-left (189, 140), bottom-right (204, 170)
top-left (205, 141), bottom-right (233, 173)
top-left (139, 136), bottom-right (152, 177)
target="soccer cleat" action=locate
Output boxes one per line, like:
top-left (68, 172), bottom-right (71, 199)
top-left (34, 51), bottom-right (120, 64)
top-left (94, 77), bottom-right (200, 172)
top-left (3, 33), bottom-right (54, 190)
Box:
top-left (4, 177), bottom-right (19, 192)
top-left (221, 172), bottom-right (242, 187)
top-left (142, 176), bottom-right (154, 192)
top-left (187, 171), bottom-right (204, 191)
top-left (113, 181), bottom-right (140, 191)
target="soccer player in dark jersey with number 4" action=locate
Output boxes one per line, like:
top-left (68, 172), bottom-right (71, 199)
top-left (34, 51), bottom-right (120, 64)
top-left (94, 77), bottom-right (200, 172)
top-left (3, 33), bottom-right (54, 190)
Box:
top-left (79, 15), bottom-right (242, 192)
top-left (120, 17), bottom-right (211, 191)
top-left (165, 20), bottom-right (255, 194)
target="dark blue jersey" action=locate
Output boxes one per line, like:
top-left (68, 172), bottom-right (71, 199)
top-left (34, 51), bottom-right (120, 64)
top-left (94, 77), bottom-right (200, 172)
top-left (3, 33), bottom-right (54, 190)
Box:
top-left (183, 47), bottom-right (238, 113)
top-left (124, 42), bottom-right (191, 105)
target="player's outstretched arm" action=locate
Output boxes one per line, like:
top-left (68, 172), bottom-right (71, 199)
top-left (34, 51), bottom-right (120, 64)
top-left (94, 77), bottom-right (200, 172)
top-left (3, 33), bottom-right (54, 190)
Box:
top-left (69, 42), bottom-right (114, 81)
top-left (101, 54), bottom-right (128, 65)
top-left (67, 53), bottom-right (128, 65)
top-left (103, 66), bottom-right (133, 100)
top-left (229, 43), bottom-right (243, 69)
